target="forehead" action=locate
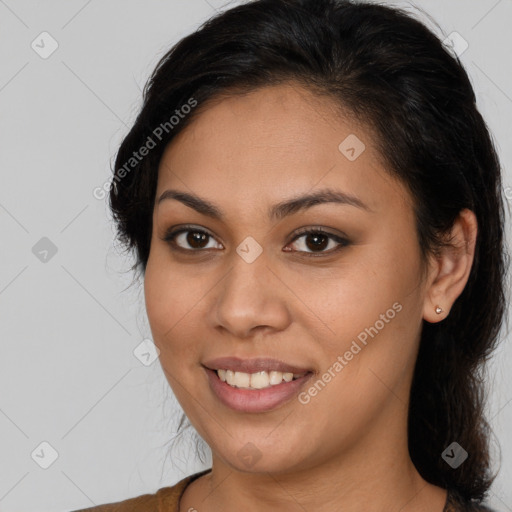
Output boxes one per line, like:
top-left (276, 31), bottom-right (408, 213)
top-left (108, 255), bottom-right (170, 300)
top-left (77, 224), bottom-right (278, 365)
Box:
top-left (156, 83), bottom-right (411, 215)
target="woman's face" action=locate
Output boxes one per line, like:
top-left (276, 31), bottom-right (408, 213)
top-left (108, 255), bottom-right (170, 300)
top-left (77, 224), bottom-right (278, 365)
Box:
top-left (144, 83), bottom-right (431, 474)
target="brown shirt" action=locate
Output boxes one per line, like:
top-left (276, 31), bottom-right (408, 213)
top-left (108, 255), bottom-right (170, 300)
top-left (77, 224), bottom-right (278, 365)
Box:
top-left (70, 469), bottom-right (495, 512)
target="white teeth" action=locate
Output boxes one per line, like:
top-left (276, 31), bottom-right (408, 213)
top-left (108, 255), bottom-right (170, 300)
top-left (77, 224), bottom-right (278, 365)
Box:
top-left (269, 370), bottom-right (283, 385)
top-left (233, 371), bottom-right (251, 388)
top-left (225, 370), bottom-right (235, 386)
top-left (215, 369), bottom-right (305, 389)
top-left (250, 371), bottom-right (269, 389)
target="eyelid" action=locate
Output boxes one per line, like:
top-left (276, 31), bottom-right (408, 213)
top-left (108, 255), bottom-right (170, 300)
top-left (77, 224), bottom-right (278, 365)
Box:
top-left (290, 225), bottom-right (349, 241)
top-left (163, 224), bottom-right (213, 240)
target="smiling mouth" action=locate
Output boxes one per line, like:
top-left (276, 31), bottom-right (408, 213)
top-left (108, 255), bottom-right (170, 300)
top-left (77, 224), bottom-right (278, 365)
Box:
top-left (215, 369), bottom-right (309, 390)
top-left (203, 358), bottom-right (314, 412)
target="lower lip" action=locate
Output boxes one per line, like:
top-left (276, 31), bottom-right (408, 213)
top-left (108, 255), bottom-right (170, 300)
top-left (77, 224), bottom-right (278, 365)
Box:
top-left (204, 368), bottom-right (313, 413)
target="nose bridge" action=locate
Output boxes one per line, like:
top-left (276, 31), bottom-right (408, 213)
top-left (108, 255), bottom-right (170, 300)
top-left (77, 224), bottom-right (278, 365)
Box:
top-left (211, 246), bottom-right (290, 338)
top-left (225, 231), bottom-right (270, 294)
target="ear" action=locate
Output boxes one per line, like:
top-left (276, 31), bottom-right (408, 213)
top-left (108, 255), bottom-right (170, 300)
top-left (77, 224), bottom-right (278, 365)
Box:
top-left (423, 208), bottom-right (478, 323)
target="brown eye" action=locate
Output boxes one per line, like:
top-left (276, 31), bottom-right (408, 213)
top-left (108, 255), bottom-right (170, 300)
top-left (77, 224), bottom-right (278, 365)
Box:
top-left (163, 226), bottom-right (223, 251)
top-left (304, 232), bottom-right (329, 251)
top-left (185, 231), bottom-right (209, 249)
top-left (286, 228), bottom-right (350, 256)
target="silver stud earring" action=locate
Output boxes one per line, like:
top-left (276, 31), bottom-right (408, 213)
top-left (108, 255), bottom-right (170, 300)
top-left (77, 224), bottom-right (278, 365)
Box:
top-left (435, 306), bottom-right (443, 314)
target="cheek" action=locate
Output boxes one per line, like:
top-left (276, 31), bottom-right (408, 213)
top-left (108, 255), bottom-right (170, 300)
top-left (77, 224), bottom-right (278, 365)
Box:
top-left (144, 260), bottom-right (209, 415)
top-left (299, 236), bottom-right (425, 400)
top-left (144, 251), bottom-right (200, 357)
top-left (301, 243), bottom-right (422, 343)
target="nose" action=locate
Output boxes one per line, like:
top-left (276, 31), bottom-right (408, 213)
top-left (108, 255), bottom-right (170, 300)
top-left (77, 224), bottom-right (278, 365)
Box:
top-left (209, 252), bottom-right (292, 340)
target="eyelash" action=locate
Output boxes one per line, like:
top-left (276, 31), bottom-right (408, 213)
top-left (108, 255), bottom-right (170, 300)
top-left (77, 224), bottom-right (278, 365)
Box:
top-left (161, 225), bottom-right (350, 257)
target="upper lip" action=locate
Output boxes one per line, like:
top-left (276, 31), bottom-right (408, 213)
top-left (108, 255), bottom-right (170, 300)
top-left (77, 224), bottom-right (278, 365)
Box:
top-left (203, 357), bottom-right (312, 375)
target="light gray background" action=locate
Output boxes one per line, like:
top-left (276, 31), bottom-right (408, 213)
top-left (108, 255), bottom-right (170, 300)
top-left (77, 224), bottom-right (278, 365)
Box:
top-left (0, 1), bottom-right (511, 511)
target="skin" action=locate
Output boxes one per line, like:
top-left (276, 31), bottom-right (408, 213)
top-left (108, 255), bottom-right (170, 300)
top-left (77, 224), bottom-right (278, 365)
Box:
top-left (143, 82), bottom-right (477, 512)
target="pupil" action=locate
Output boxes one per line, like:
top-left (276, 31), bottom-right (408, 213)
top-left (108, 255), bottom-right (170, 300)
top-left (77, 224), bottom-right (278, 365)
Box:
top-left (306, 233), bottom-right (328, 251)
top-left (187, 231), bottom-right (208, 248)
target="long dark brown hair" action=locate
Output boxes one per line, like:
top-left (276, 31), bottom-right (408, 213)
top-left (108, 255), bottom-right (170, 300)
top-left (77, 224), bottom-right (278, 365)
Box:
top-left (108, 0), bottom-right (508, 504)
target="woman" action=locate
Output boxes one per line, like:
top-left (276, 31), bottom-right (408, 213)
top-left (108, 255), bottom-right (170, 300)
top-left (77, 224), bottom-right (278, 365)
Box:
top-left (73, 0), bottom-right (508, 510)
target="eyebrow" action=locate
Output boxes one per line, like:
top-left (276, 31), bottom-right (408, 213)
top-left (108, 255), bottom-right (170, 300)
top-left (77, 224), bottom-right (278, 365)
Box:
top-left (156, 188), bottom-right (371, 221)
